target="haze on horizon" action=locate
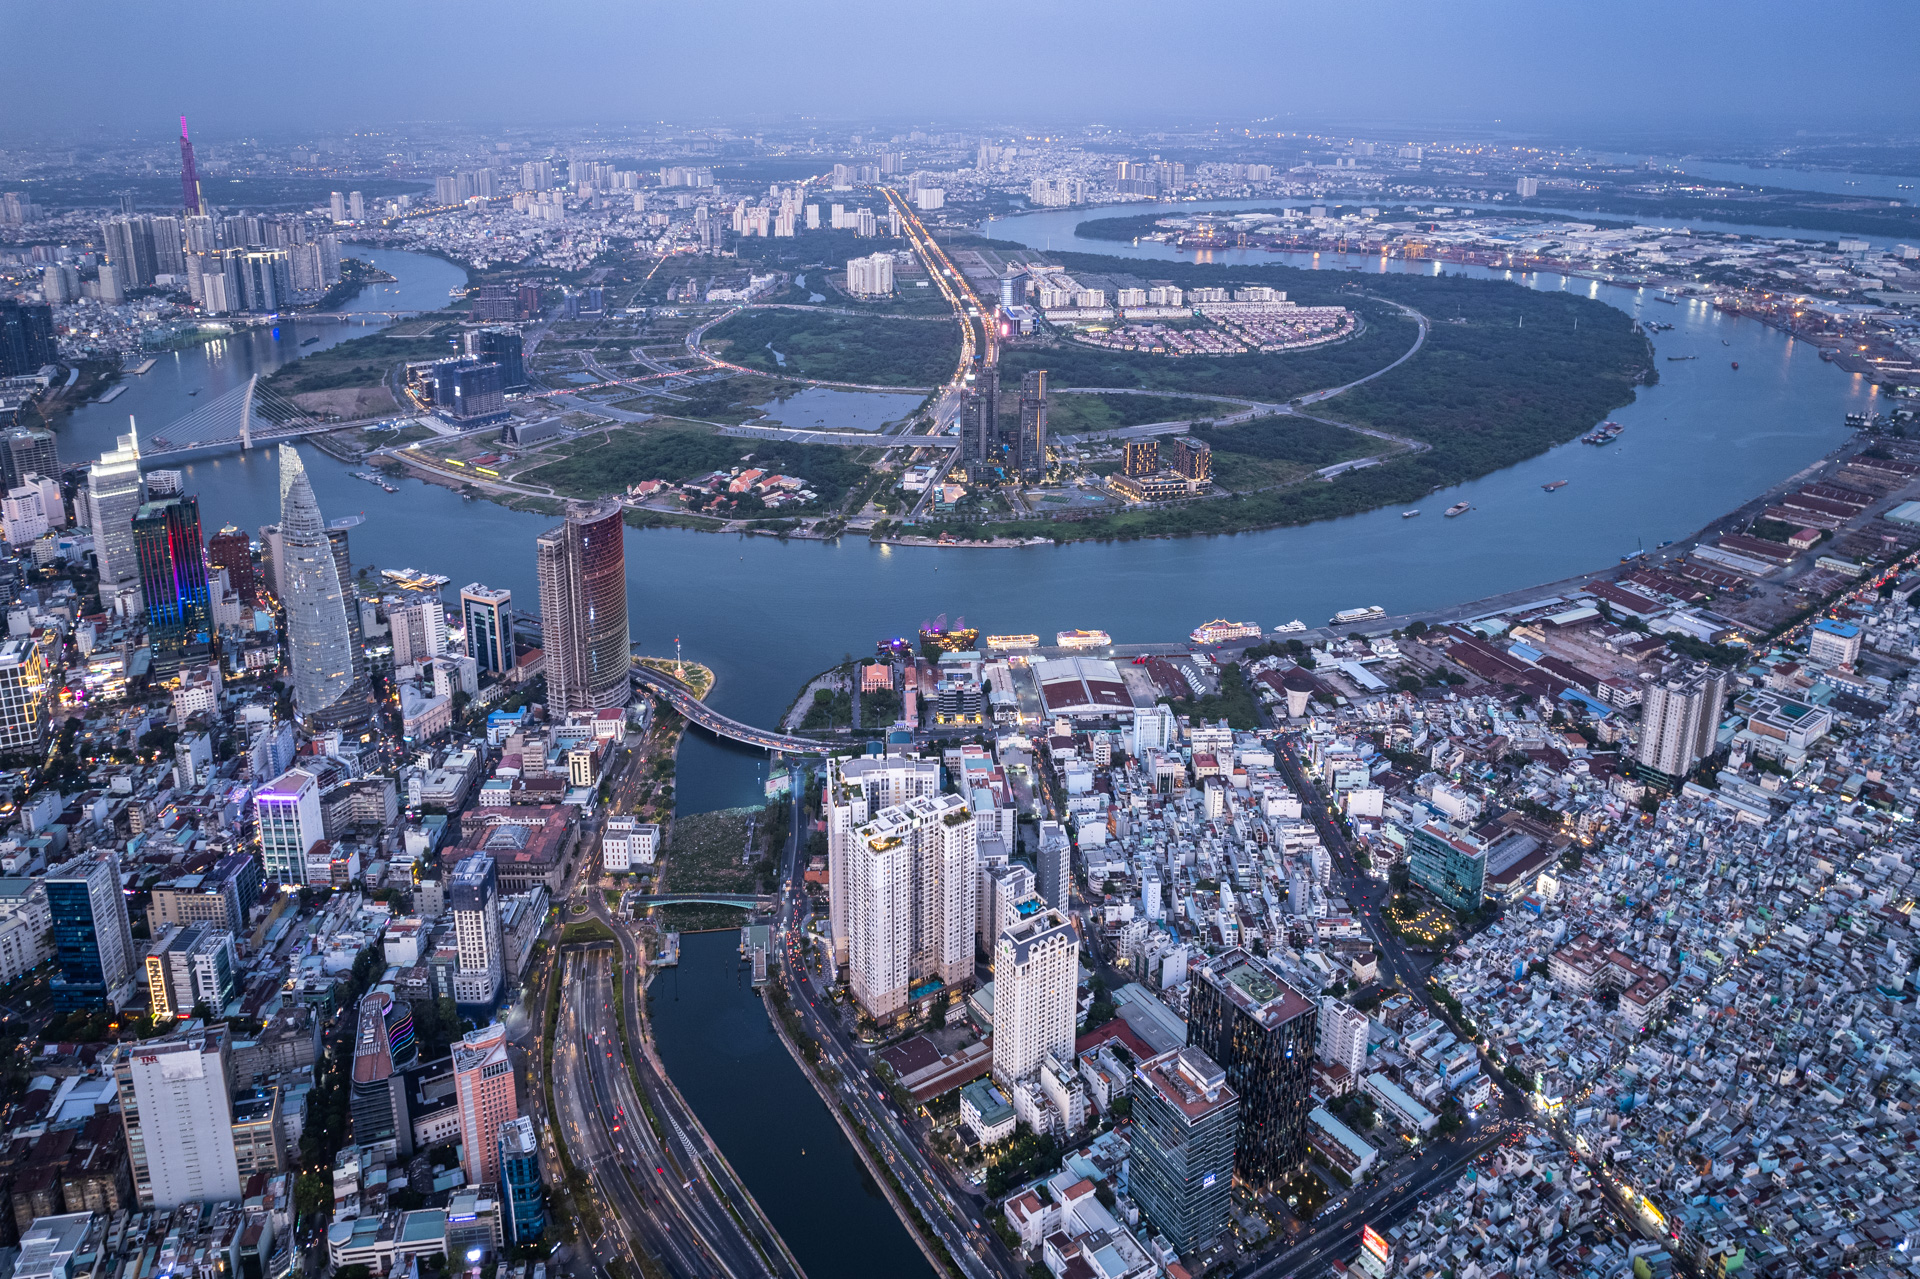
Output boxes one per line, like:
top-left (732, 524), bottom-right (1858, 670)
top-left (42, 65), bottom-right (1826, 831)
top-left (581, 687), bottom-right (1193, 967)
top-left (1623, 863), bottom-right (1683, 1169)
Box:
top-left (14, 0), bottom-right (1920, 146)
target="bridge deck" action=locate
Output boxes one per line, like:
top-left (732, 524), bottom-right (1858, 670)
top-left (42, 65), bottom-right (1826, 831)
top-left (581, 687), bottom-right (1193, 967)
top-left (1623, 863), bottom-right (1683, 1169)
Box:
top-left (631, 664), bottom-right (832, 755)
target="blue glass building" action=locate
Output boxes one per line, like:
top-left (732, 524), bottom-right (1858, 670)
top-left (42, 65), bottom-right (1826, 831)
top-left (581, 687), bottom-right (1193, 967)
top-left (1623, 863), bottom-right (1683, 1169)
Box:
top-left (497, 1115), bottom-right (544, 1244)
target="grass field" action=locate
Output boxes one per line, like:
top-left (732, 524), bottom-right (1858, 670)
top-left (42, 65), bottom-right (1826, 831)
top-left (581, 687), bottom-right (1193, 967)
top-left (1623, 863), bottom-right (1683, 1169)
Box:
top-left (1195, 415), bottom-right (1383, 491)
top-left (659, 809), bottom-right (759, 894)
top-left (1047, 392), bottom-right (1234, 434)
top-left (705, 310), bottom-right (960, 386)
top-left (522, 425), bottom-right (870, 511)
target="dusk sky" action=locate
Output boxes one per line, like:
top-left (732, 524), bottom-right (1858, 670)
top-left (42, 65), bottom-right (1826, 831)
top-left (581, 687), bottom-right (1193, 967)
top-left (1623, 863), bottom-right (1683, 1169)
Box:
top-left (14, 0), bottom-right (1920, 140)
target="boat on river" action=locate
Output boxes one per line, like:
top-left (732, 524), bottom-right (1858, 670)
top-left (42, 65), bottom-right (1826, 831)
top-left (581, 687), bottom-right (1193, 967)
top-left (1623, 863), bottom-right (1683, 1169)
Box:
top-left (1445, 502), bottom-right (1471, 517)
top-left (1402, 509), bottom-right (1420, 518)
top-left (1667, 354), bottom-right (1697, 361)
top-left (1543, 480), bottom-right (1568, 491)
top-left (1731, 362), bottom-right (1739, 370)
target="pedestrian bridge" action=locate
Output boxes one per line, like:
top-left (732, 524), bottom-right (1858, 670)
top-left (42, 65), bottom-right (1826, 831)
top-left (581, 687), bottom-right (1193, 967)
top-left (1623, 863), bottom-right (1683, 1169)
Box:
top-left (637, 894), bottom-right (775, 909)
top-left (631, 663), bottom-right (832, 756)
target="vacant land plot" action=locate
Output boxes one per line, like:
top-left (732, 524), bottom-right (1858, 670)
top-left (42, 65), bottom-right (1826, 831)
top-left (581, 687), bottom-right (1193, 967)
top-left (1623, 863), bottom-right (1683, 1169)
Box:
top-left (522, 425), bottom-right (871, 511)
top-left (659, 808), bottom-right (758, 894)
top-left (1048, 392), bottom-right (1234, 435)
top-left (1193, 415), bottom-right (1382, 491)
top-left (705, 309), bottom-right (959, 386)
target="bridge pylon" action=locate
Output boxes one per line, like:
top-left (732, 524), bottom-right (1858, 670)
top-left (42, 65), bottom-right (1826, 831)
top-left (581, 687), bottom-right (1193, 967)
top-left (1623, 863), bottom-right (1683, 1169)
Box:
top-left (240, 375), bottom-right (256, 451)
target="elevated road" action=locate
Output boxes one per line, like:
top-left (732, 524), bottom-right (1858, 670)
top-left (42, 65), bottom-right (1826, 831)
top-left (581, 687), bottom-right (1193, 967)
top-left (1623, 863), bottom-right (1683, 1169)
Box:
top-left (632, 663), bottom-right (831, 755)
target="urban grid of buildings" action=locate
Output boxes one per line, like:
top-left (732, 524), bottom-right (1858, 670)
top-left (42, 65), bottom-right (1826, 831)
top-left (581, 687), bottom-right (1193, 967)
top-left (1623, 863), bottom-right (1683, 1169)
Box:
top-left (0, 112), bottom-right (1917, 1279)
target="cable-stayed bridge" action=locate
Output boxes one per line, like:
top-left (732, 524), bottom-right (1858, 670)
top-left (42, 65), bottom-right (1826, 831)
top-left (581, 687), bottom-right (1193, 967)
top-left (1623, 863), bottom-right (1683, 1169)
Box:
top-left (139, 375), bottom-right (370, 461)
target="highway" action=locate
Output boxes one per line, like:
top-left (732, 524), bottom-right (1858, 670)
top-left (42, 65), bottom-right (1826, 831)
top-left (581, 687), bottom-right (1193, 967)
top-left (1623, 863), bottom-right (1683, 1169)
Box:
top-left (606, 925), bottom-right (804, 1279)
top-left (554, 942), bottom-right (804, 1279)
top-left (548, 948), bottom-right (713, 1278)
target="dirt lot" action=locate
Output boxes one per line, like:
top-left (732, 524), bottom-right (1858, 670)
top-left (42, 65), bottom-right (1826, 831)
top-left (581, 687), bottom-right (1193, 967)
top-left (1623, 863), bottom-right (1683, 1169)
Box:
top-left (293, 385), bottom-right (400, 418)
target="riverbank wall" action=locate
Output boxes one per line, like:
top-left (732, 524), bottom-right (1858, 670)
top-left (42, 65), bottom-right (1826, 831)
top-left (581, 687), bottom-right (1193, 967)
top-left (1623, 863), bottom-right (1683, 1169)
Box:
top-left (758, 982), bottom-right (958, 1278)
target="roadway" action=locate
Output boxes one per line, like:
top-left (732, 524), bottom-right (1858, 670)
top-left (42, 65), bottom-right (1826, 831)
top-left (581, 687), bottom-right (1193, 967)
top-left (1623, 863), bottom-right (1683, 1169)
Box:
top-left (768, 766), bottom-right (1022, 1279)
top-left (631, 663), bottom-right (831, 755)
top-left (599, 917), bottom-right (806, 1279)
top-left (548, 947), bottom-right (719, 1279)
top-left (1240, 1119), bottom-right (1524, 1278)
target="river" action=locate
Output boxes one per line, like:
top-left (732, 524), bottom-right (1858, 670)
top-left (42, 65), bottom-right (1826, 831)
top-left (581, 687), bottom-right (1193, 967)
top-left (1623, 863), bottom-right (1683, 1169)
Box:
top-left (61, 218), bottom-right (1890, 815)
top-left (67, 228), bottom-right (1884, 1271)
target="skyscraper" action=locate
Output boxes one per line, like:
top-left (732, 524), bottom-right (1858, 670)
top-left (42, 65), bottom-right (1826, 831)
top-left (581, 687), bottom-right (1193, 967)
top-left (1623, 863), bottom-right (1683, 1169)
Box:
top-left (452, 1022), bottom-right (518, 1186)
top-left (464, 328), bottom-right (527, 390)
top-left (329, 192), bottom-right (346, 224)
top-left (351, 989), bottom-right (415, 1160)
top-left (256, 767), bottom-right (324, 885)
top-left (323, 524), bottom-right (374, 709)
top-left (0, 426), bottom-right (59, 493)
top-left (388, 596), bottom-right (448, 668)
top-left (99, 216), bottom-right (157, 290)
top-left (1316, 996), bottom-right (1370, 1082)
top-left (1122, 438), bottom-right (1158, 478)
top-left (47, 852), bottom-right (137, 1011)
top-left (348, 192), bottom-right (365, 222)
top-left (498, 1117), bottom-right (545, 1244)
top-left (1017, 369), bottom-right (1048, 477)
top-left (1036, 820), bottom-right (1071, 911)
top-left (967, 363), bottom-right (999, 466)
top-left (846, 793), bottom-right (976, 1021)
top-left (134, 497), bottom-right (212, 676)
top-left (207, 525), bottom-right (256, 607)
top-left (0, 301), bottom-right (56, 377)
top-left (144, 922), bottom-right (237, 1021)
top-left (0, 638), bottom-right (48, 751)
top-left (536, 500), bottom-right (630, 714)
top-left (1166, 436), bottom-right (1212, 483)
top-left (990, 905), bottom-right (1077, 1090)
top-left (178, 117), bottom-right (203, 214)
top-left (276, 447), bottom-right (358, 722)
top-left (460, 584), bottom-right (514, 676)
top-left (1187, 949), bottom-right (1318, 1187)
top-left (450, 855), bottom-right (503, 1009)
top-left (1130, 1047), bottom-right (1239, 1256)
top-left (824, 754), bottom-right (943, 967)
top-left (87, 425), bottom-right (144, 609)
top-left (1635, 660), bottom-right (1729, 785)
top-left (114, 1022), bottom-right (240, 1209)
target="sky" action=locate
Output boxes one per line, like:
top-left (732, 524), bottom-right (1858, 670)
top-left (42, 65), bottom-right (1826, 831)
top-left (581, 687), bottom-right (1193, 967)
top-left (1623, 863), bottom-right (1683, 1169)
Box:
top-left (13, 0), bottom-right (1920, 142)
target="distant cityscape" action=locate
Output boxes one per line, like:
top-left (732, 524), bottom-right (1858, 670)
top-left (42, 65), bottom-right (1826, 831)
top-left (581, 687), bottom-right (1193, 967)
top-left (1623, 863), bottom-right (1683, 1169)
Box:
top-left (0, 88), bottom-right (1917, 1279)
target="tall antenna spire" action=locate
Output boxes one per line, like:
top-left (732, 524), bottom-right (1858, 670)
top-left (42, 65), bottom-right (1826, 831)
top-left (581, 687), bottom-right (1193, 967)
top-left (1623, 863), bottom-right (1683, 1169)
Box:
top-left (178, 116), bottom-right (202, 214)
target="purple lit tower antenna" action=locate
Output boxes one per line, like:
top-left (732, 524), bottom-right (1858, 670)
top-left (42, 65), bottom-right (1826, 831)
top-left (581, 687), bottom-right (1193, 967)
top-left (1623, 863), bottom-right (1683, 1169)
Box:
top-left (178, 116), bottom-right (202, 214)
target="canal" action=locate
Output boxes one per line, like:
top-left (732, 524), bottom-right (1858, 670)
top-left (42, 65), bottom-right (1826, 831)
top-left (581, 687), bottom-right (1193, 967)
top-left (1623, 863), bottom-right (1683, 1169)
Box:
top-left (648, 930), bottom-right (937, 1279)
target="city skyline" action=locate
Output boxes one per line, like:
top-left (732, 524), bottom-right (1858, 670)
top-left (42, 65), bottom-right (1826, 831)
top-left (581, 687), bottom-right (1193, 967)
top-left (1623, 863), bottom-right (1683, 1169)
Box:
top-left (1, 12), bottom-right (1918, 1279)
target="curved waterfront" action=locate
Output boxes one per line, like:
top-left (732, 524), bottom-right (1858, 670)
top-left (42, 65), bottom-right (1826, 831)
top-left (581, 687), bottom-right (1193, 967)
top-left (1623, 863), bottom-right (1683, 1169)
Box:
top-left (72, 233), bottom-right (1887, 811)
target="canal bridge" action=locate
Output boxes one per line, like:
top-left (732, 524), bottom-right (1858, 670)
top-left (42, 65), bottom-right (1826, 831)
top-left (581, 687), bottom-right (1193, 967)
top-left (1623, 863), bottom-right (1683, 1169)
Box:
top-left (631, 663), bottom-right (832, 755)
